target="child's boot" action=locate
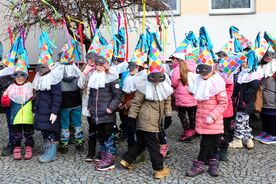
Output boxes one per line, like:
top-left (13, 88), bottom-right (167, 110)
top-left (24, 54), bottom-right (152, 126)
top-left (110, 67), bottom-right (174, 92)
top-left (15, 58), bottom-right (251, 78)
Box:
top-left (219, 149), bottom-right (228, 161)
top-left (208, 159), bottom-right (219, 177)
top-left (228, 138), bottom-right (243, 148)
top-left (13, 146), bottom-right (22, 160)
top-left (24, 146), bottom-right (33, 160)
top-left (2, 143), bottom-right (14, 156)
top-left (246, 138), bottom-right (254, 149)
top-left (96, 152), bottom-right (115, 171)
top-left (120, 159), bottom-right (135, 171)
top-left (154, 167), bottom-right (170, 179)
top-left (76, 141), bottom-right (84, 152)
top-left (59, 142), bottom-right (69, 154)
top-left (186, 160), bottom-right (204, 177)
top-left (39, 142), bottom-right (57, 163)
top-left (39, 142), bottom-right (48, 161)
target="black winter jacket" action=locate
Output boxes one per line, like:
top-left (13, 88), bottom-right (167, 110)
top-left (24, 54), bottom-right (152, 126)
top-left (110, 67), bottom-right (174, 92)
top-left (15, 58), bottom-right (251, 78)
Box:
top-left (88, 79), bottom-right (122, 124)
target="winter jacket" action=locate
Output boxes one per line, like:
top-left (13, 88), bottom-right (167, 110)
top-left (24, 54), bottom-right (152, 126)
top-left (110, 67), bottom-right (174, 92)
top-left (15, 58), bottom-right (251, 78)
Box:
top-left (61, 76), bottom-right (82, 109)
top-left (223, 83), bottom-right (234, 118)
top-left (233, 80), bottom-right (260, 113)
top-left (128, 90), bottom-right (172, 133)
top-left (88, 80), bottom-right (122, 124)
top-left (195, 90), bottom-right (228, 135)
top-left (33, 83), bottom-right (62, 134)
top-left (261, 77), bottom-right (276, 109)
top-left (171, 66), bottom-right (197, 107)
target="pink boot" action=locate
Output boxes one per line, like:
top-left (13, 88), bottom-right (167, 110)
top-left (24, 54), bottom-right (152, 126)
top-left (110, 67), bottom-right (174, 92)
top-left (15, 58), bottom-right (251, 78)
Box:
top-left (13, 147), bottom-right (22, 160)
top-left (179, 130), bottom-right (195, 142)
top-left (24, 146), bottom-right (33, 160)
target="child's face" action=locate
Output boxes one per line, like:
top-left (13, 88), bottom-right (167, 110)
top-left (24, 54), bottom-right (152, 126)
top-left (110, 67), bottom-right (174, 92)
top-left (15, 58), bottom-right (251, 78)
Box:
top-left (201, 72), bottom-right (213, 80)
top-left (87, 59), bottom-right (95, 66)
top-left (15, 77), bottom-right (26, 85)
top-left (96, 63), bottom-right (107, 72)
top-left (130, 67), bottom-right (138, 75)
top-left (242, 62), bottom-right (248, 69)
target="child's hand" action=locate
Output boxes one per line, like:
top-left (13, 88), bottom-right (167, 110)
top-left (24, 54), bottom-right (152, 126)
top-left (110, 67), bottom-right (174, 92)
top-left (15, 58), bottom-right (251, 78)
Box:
top-left (206, 116), bottom-right (215, 124)
top-left (49, 113), bottom-right (57, 124)
top-left (106, 108), bottom-right (112, 114)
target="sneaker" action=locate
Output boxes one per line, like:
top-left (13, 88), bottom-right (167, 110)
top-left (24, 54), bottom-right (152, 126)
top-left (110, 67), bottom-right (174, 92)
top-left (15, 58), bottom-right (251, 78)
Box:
top-left (154, 167), bottom-right (171, 179)
top-left (254, 131), bottom-right (269, 141)
top-left (120, 160), bottom-right (135, 171)
top-left (59, 143), bottom-right (69, 154)
top-left (228, 138), bottom-right (243, 149)
top-left (260, 135), bottom-right (276, 145)
top-left (2, 144), bottom-right (14, 156)
top-left (96, 152), bottom-right (115, 171)
top-left (246, 139), bottom-right (254, 149)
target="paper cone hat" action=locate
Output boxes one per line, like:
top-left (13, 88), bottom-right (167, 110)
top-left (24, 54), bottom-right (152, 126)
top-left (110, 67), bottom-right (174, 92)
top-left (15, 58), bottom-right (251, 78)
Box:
top-left (148, 33), bottom-right (164, 75)
top-left (37, 32), bottom-right (55, 65)
top-left (2, 36), bottom-right (24, 67)
top-left (15, 51), bottom-right (28, 75)
top-left (99, 39), bottom-right (114, 64)
top-left (229, 26), bottom-right (252, 50)
top-left (219, 54), bottom-right (246, 76)
top-left (88, 30), bottom-right (101, 54)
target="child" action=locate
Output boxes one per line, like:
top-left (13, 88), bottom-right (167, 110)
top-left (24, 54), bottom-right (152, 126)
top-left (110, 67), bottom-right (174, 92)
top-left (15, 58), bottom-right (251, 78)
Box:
top-left (2, 61), bottom-right (34, 160)
top-left (120, 40), bottom-right (173, 179)
top-left (0, 67), bottom-right (15, 156)
top-left (186, 63), bottom-right (228, 177)
top-left (59, 44), bottom-right (84, 154)
top-left (33, 61), bottom-right (63, 163)
top-left (254, 51), bottom-right (276, 144)
top-left (87, 55), bottom-right (122, 171)
top-left (229, 57), bottom-right (263, 149)
top-left (171, 59), bottom-right (197, 142)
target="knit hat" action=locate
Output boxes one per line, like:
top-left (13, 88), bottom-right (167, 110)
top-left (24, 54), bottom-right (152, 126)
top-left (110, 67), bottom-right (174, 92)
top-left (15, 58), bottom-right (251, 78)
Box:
top-left (38, 32), bottom-right (55, 65)
top-left (171, 31), bottom-right (198, 60)
top-left (99, 39), bottom-right (114, 64)
top-left (147, 33), bottom-right (165, 82)
top-left (88, 29), bottom-right (101, 54)
top-left (229, 26), bottom-right (252, 50)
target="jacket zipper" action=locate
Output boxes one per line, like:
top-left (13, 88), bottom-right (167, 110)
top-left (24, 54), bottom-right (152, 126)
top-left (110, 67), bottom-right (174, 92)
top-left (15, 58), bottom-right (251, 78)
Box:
top-left (95, 89), bottom-right (99, 124)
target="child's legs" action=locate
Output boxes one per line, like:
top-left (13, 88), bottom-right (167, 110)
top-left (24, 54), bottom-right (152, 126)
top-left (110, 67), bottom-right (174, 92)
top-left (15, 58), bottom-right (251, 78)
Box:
top-left (5, 108), bottom-right (13, 145)
top-left (187, 106), bottom-right (197, 130)
top-left (207, 135), bottom-right (221, 159)
top-left (197, 135), bottom-right (211, 162)
top-left (119, 111), bottom-right (128, 137)
top-left (268, 116), bottom-right (276, 136)
top-left (178, 107), bottom-right (188, 131)
top-left (127, 118), bottom-right (136, 146)
top-left (70, 106), bottom-right (83, 143)
top-left (221, 117), bottom-right (232, 150)
top-left (234, 112), bottom-right (251, 140)
top-left (97, 123), bottom-right (117, 155)
top-left (23, 124), bottom-right (34, 147)
top-left (123, 130), bottom-right (146, 163)
top-left (60, 109), bottom-right (71, 144)
top-left (12, 124), bottom-right (23, 147)
top-left (144, 131), bottom-right (164, 170)
top-left (260, 113), bottom-right (271, 133)
top-left (87, 117), bottom-right (97, 156)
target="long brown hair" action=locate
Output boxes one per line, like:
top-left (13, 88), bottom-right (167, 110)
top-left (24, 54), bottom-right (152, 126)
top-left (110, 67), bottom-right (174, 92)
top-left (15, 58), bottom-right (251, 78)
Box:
top-left (179, 60), bottom-right (188, 86)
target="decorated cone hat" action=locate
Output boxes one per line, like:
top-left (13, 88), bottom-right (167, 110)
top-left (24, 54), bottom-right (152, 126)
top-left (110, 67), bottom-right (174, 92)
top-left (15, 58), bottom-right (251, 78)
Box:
top-left (38, 32), bottom-right (55, 66)
top-left (2, 36), bottom-right (24, 67)
top-left (147, 33), bottom-right (165, 83)
top-left (99, 39), bottom-right (114, 65)
top-left (88, 30), bottom-right (101, 54)
top-left (130, 34), bottom-right (148, 67)
top-left (171, 31), bottom-right (198, 61)
top-left (229, 26), bottom-right (253, 50)
top-left (114, 28), bottom-right (126, 62)
top-left (264, 31), bottom-right (276, 51)
top-left (60, 43), bottom-right (75, 64)
top-left (197, 27), bottom-right (216, 75)
top-left (13, 50), bottom-right (29, 79)
top-left (254, 32), bottom-right (270, 62)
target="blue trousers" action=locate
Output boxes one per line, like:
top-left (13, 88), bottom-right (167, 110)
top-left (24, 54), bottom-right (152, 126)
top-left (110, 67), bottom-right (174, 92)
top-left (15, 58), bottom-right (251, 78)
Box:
top-left (60, 106), bottom-right (83, 144)
top-left (5, 108), bottom-right (13, 145)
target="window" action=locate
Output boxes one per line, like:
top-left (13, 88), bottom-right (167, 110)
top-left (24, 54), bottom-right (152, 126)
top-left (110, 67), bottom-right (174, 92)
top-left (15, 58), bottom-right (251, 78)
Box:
top-left (138, 0), bottom-right (181, 17)
top-left (209, 0), bottom-right (255, 15)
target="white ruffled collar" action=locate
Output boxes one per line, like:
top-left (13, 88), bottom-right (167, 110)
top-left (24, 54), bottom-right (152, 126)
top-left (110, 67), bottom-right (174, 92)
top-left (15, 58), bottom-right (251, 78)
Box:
top-left (122, 74), bottom-right (137, 94)
top-left (237, 66), bottom-right (264, 84)
top-left (87, 69), bottom-right (119, 89)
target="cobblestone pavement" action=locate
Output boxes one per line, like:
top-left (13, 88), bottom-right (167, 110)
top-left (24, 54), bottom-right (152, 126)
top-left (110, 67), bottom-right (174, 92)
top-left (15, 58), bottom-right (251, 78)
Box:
top-left (0, 112), bottom-right (276, 184)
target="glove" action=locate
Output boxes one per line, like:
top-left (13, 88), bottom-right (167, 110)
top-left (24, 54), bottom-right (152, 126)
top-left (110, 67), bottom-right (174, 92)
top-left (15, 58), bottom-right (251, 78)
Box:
top-left (164, 116), bottom-right (172, 129)
top-left (1, 95), bottom-right (11, 108)
top-left (127, 117), bottom-right (136, 132)
top-left (206, 116), bottom-right (215, 124)
top-left (49, 113), bottom-right (57, 124)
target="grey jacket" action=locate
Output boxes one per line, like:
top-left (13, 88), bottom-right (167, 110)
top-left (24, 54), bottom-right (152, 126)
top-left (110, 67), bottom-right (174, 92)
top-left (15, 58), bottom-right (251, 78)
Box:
top-left (262, 77), bottom-right (276, 109)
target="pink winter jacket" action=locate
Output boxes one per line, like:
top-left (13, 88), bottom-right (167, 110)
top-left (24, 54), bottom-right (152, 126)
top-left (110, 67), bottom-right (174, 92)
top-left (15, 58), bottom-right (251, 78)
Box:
top-left (223, 83), bottom-right (234, 118)
top-left (195, 90), bottom-right (228, 135)
top-left (171, 61), bottom-right (197, 107)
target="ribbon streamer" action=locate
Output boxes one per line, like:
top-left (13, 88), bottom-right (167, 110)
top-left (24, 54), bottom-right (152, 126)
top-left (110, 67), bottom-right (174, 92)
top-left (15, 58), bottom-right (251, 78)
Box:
top-left (101, 0), bottom-right (115, 36)
top-left (120, 0), bottom-right (129, 61)
top-left (8, 25), bottom-right (13, 46)
top-left (142, 0), bottom-right (146, 34)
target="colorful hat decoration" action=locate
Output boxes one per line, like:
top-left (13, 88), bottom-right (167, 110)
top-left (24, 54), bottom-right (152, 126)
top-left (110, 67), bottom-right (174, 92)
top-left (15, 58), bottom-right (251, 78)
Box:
top-left (171, 31), bottom-right (198, 60)
top-left (88, 29), bottom-right (101, 54)
top-left (221, 39), bottom-right (235, 55)
top-left (2, 36), bottom-right (25, 67)
top-left (264, 31), bottom-right (276, 51)
top-left (130, 34), bottom-right (149, 67)
top-left (99, 39), bottom-right (114, 64)
top-left (114, 28), bottom-right (126, 62)
top-left (38, 32), bottom-right (56, 65)
top-left (197, 27), bottom-right (216, 66)
top-left (148, 33), bottom-right (164, 75)
top-left (15, 50), bottom-right (28, 75)
top-left (254, 32), bottom-right (269, 62)
top-left (60, 43), bottom-right (74, 64)
top-left (229, 26), bottom-right (253, 50)
top-left (219, 54), bottom-right (246, 76)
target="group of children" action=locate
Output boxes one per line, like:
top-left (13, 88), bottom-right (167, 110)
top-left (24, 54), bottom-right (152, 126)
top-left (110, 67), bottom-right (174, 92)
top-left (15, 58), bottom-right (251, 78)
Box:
top-left (0, 26), bottom-right (276, 180)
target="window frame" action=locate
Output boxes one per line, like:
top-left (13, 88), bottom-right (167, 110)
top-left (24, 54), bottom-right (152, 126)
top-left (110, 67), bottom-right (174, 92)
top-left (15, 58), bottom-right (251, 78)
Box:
top-left (209, 0), bottom-right (256, 15)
